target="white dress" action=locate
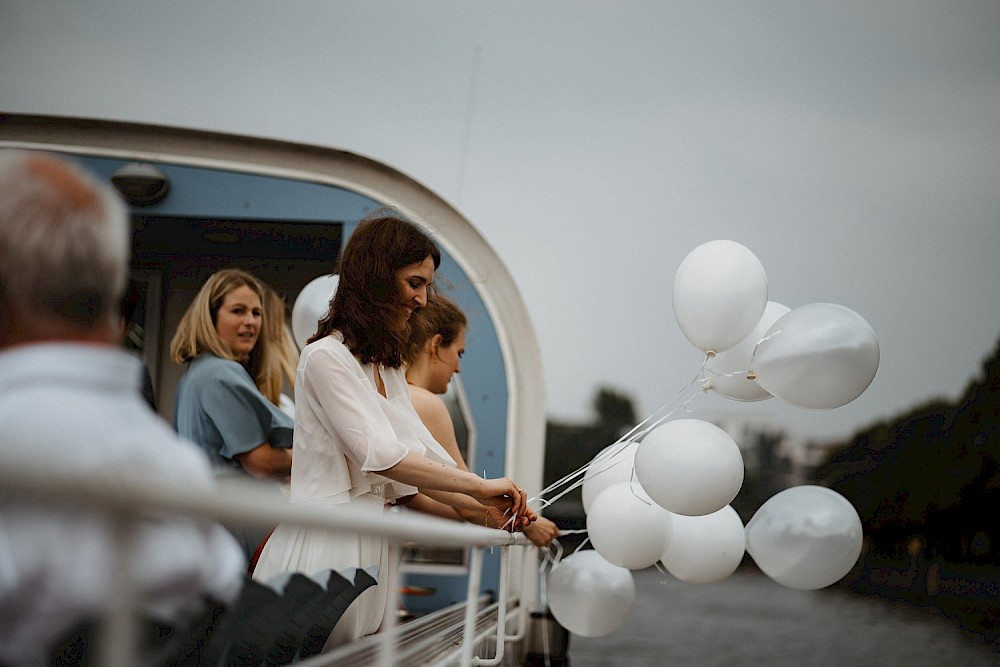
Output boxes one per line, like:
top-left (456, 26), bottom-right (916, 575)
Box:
top-left (252, 332), bottom-right (455, 647)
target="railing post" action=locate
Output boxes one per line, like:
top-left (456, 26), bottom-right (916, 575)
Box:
top-left (98, 515), bottom-right (139, 667)
top-left (470, 544), bottom-right (512, 666)
top-left (459, 547), bottom-right (485, 666)
top-left (377, 541), bottom-right (402, 667)
top-left (506, 545), bottom-right (535, 643)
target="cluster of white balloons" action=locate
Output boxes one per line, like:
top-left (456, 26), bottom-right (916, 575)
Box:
top-left (550, 434), bottom-right (864, 636)
top-left (547, 240), bottom-right (872, 638)
top-left (675, 239), bottom-right (880, 409)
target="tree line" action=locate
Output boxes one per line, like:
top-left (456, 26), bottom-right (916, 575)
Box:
top-left (816, 335), bottom-right (1000, 564)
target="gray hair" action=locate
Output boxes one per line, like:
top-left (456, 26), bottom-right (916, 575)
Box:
top-left (0, 150), bottom-right (129, 328)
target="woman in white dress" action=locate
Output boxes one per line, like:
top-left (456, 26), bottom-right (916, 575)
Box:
top-left (252, 210), bottom-right (533, 648)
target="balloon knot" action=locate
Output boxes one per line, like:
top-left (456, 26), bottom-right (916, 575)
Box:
top-left (705, 350), bottom-right (716, 359)
top-left (746, 372), bottom-right (757, 381)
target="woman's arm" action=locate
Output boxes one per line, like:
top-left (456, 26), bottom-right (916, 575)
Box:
top-left (235, 443), bottom-right (292, 481)
top-left (409, 385), bottom-right (536, 529)
top-left (419, 488), bottom-right (518, 528)
top-left (382, 451), bottom-right (531, 526)
top-left (395, 493), bottom-right (462, 522)
top-left (399, 492), bottom-right (517, 528)
top-left (300, 344), bottom-right (531, 524)
top-left (177, 356), bottom-right (293, 477)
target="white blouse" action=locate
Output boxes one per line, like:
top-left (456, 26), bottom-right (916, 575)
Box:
top-left (289, 332), bottom-right (456, 505)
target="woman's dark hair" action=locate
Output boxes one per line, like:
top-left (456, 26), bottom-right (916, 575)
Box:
top-left (310, 209), bottom-right (440, 366)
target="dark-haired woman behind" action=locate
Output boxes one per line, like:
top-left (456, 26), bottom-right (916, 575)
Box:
top-left (404, 293), bottom-right (560, 547)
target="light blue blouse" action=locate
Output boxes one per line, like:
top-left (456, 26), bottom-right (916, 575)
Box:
top-left (174, 353), bottom-right (293, 471)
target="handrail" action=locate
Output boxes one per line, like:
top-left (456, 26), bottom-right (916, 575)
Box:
top-left (0, 451), bottom-right (530, 548)
top-left (0, 451), bottom-right (536, 666)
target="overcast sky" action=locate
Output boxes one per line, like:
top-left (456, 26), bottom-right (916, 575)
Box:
top-left (3, 1), bottom-right (999, 441)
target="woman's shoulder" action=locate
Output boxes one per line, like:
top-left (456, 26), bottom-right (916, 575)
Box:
top-left (303, 332), bottom-right (350, 359)
top-left (190, 353), bottom-right (243, 372)
top-left (300, 332), bottom-right (361, 373)
top-left (407, 384), bottom-right (447, 418)
top-left (186, 354), bottom-right (251, 385)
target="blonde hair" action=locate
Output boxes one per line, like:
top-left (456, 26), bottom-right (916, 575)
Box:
top-left (170, 268), bottom-right (269, 384)
top-left (260, 286), bottom-right (298, 405)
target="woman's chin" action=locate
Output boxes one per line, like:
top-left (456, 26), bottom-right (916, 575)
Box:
top-left (389, 313), bottom-right (410, 332)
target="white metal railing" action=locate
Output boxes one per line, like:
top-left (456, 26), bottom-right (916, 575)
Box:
top-left (0, 450), bottom-right (537, 666)
top-left (316, 546), bottom-right (537, 667)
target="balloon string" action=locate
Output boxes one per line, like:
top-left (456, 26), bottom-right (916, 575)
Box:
top-left (636, 353), bottom-right (711, 436)
top-left (531, 359), bottom-right (709, 510)
top-left (628, 467), bottom-right (652, 505)
top-left (539, 538), bottom-right (565, 580)
top-left (746, 328), bottom-right (782, 369)
top-left (528, 356), bottom-right (710, 582)
top-left (531, 409), bottom-right (657, 507)
top-left (702, 367), bottom-right (750, 380)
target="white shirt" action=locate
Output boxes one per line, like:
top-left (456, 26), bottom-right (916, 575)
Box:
top-left (290, 333), bottom-right (455, 505)
top-left (0, 343), bottom-right (245, 666)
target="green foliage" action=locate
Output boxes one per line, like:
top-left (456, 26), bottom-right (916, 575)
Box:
top-left (591, 386), bottom-right (637, 438)
top-left (730, 429), bottom-right (789, 524)
top-left (542, 386), bottom-right (639, 530)
top-left (815, 336), bottom-right (1000, 560)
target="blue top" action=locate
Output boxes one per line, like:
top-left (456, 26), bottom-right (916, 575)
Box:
top-left (174, 353), bottom-right (293, 471)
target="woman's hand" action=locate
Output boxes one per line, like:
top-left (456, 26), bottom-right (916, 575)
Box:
top-left (471, 478), bottom-right (536, 530)
top-left (522, 516), bottom-right (560, 547)
top-left (464, 504), bottom-right (515, 530)
top-left (235, 442), bottom-right (292, 481)
top-left (382, 453), bottom-right (536, 528)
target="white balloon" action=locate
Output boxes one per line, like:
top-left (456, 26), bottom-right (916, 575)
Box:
top-left (634, 419), bottom-right (744, 516)
top-left (660, 506), bottom-right (746, 584)
top-left (587, 482), bottom-right (672, 570)
top-left (291, 274), bottom-right (339, 350)
top-left (547, 549), bottom-right (636, 637)
top-left (704, 301), bottom-right (790, 402)
top-left (750, 303), bottom-right (879, 409)
top-left (745, 485), bottom-right (863, 590)
top-left (581, 440), bottom-right (640, 513)
top-left (672, 240), bottom-right (768, 355)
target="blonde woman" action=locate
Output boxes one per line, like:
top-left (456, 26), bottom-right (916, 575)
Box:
top-left (171, 268), bottom-right (294, 560)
